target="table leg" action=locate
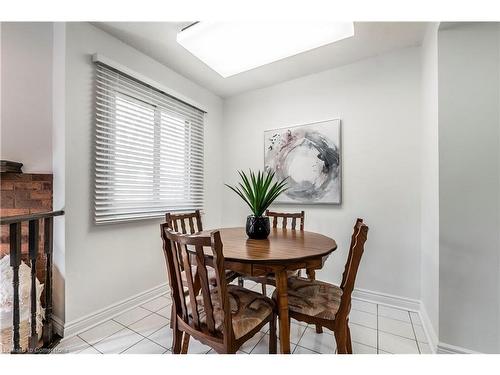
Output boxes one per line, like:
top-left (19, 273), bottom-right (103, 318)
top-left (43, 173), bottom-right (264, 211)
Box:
top-left (275, 270), bottom-right (291, 354)
top-left (306, 268), bottom-right (316, 280)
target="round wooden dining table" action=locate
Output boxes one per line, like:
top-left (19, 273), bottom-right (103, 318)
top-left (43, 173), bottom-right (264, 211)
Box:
top-left (214, 227), bottom-right (337, 354)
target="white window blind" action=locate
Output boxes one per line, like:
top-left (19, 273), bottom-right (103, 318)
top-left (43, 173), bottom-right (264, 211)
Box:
top-left (94, 62), bottom-right (205, 224)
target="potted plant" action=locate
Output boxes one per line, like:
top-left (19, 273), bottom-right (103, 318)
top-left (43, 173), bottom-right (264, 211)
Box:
top-left (225, 170), bottom-right (288, 239)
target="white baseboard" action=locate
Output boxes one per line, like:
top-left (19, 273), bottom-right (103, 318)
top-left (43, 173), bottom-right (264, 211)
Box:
top-left (60, 283), bottom-right (169, 340)
top-left (437, 342), bottom-right (481, 354)
top-left (353, 287), bottom-right (420, 312)
top-left (52, 315), bottom-right (65, 337)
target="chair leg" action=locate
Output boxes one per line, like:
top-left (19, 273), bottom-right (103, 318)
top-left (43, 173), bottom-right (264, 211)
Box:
top-left (334, 323), bottom-right (349, 354)
top-left (346, 322), bottom-right (353, 354)
top-left (181, 333), bottom-right (190, 354)
top-left (261, 281), bottom-right (267, 296)
top-left (307, 267), bottom-right (323, 333)
top-left (172, 319), bottom-right (183, 354)
top-left (269, 314), bottom-right (277, 354)
top-left (238, 276), bottom-right (244, 287)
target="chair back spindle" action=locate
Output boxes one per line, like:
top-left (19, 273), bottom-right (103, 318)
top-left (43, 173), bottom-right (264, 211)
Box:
top-left (165, 210), bottom-right (203, 234)
top-left (265, 210), bottom-right (305, 230)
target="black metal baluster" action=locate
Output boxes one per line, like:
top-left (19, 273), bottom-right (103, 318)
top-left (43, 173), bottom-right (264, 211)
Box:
top-left (1, 211), bottom-right (64, 352)
top-left (28, 219), bottom-right (39, 352)
top-left (9, 222), bottom-right (22, 354)
top-left (42, 217), bottom-right (53, 346)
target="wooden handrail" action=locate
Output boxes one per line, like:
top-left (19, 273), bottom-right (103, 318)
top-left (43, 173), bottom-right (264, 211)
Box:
top-left (0, 210), bottom-right (64, 225)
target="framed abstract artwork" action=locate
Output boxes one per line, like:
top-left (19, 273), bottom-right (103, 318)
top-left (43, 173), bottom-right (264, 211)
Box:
top-left (264, 119), bottom-right (341, 204)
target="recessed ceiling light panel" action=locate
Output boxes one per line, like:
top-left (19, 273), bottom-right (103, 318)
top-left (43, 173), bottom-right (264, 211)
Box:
top-left (177, 21), bottom-right (355, 78)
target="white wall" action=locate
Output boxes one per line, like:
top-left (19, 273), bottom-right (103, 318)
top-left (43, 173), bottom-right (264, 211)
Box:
top-left (419, 23), bottom-right (440, 346)
top-left (222, 47), bottom-right (422, 300)
top-left (438, 23), bottom-right (500, 353)
top-left (63, 23), bottom-right (224, 323)
top-left (0, 22), bottom-right (53, 173)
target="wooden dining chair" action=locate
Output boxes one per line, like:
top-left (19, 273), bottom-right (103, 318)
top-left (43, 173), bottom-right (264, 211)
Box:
top-left (238, 210), bottom-right (306, 295)
top-left (165, 210), bottom-right (239, 286)
top-left (272, 219), bottom-right (369, 354)
top-left (160, 224), bottom-right (277, 354)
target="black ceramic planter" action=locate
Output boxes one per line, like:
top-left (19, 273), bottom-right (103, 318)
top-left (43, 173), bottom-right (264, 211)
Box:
top-left (246, 215), bottom-right (271, 239)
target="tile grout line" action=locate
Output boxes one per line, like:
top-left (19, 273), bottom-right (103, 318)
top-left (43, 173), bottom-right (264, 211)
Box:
top-left (374, 303), bottom-right (418, 323)
top-left (113, 309), bottom-right (156, 327)
top-left (119, 337), bottom-right (150, 354)
top-left (117, 321), bottom-right (173, 354)
top-left (249, 323), bottom-right (304, 354)
top-left (348, 320), bottom-right (377, 331)
top-left (377, 314), bottom-right (413, 324)
top-left (351, 339), bottom-right (377, 351)
top-left (114, 309), bottom-right (169, 333)
top-left (350, 307), bottom-right (377, 316)
top-left (110, 315), bottom-right (171, 351)
top-left (77, 318), bottom-right (131, 353)
top-left (372, 309), bottom-right (423, 342)
top-left (377, 328), bottom-right (423, 341)
top-left (312, 302), bottom-right (412, 323)
top-left (99, 325), bottom-right (143, 354)
top-left (76, 334), bottom-right (104, 354)
top-left (293, 323), bottom-right (310, 351)
top-left (294, 343), bottom-right (321, 354)
top-left (130, 320), bottom-right (172, 349)
top-left (243, 331), bottom-right (266, 354)
top-left (408, 311), bottom-right (421, 354)
top-left (140, 300), bottom-right (172, 314)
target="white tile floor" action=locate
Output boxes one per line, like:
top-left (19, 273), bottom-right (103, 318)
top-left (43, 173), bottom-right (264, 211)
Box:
top-left (53, 282), bottom-right (432, 354)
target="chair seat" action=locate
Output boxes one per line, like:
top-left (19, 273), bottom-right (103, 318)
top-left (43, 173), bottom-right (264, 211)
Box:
top-left (272, 276), bottom-right (343, 321)
top-left (188, 285), bottom-right (274, 339)
top-left (181, 266), bottom-right (237, 286)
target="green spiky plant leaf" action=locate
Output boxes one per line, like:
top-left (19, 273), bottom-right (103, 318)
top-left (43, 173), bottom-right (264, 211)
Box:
top-left (225, 170), bottom-right (289, 217)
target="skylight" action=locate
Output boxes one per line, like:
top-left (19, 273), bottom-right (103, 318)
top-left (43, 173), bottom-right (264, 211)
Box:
top-left (176, 22), bottom-right (355, 78)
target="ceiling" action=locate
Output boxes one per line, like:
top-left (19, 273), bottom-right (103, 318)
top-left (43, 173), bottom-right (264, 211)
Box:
top-left (93, 22), bottom-right (428, 98)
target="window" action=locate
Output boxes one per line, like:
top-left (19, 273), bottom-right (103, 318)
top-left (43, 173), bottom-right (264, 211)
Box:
top-left (94, 62), bottom-right (205, 224)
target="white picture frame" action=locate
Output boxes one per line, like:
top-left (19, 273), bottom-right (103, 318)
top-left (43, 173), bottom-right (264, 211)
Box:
top-left (264, 119), bottom-right (342, 204)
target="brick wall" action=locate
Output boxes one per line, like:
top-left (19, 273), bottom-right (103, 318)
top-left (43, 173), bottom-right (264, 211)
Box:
top-left (0, 173), bottom-right (53, 278)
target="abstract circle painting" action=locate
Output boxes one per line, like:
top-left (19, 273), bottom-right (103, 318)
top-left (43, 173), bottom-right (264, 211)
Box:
top-left (264, 119), bottom-right (341, 204)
